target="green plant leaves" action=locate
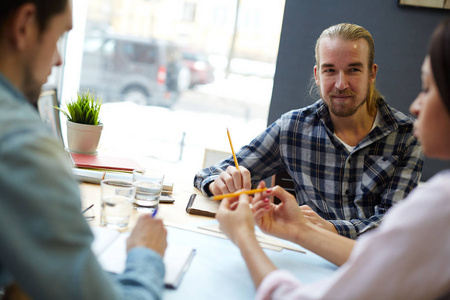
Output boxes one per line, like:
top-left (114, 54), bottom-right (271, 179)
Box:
top-left (56, 91), bottom-right (102, 125)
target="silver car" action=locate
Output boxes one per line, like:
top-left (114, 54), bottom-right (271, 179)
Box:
top-left (80, 33), bottom-right (190, 108)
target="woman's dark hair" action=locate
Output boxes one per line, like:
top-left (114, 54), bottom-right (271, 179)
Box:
top-left (429, 19), bottom-right (450, 115)
top-left (0, 0), bottom-right (67, 32)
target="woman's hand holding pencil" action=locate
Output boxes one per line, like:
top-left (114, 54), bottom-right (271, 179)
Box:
top-left (212, 188), bottom-right (268, 201)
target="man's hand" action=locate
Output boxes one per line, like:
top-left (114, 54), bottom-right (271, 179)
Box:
top-left (300, 205), bottom-right (338, 234)
top-left (126, 215), bottom-right (167, 257)
top-left (209, 166), bottom-right (251, 195)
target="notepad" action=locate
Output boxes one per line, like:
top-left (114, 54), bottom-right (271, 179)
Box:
top-left (91, 226), bottom-right (196, 289)
top-left (185, 193), bottom-right (219, 217)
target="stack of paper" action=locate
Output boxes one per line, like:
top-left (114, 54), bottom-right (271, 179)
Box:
top-left (70, 153), bottom-right (142, 172)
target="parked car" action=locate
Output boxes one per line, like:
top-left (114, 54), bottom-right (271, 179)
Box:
top-left (182, 50), bottom-right (215, 88)
top-left (79, 33), bottom-right (190, 107)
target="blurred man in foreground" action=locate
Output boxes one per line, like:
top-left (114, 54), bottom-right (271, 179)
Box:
top-left (0, 1), bottom-right (167, 299)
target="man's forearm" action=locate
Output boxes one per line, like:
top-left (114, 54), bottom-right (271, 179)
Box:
top-left (293, 222), bottom-right (355, 266)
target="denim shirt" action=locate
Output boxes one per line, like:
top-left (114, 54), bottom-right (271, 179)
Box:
top-left (194, 99), bottom-right (424, 238)
top-left (0, 73), bottom-right (164, 299)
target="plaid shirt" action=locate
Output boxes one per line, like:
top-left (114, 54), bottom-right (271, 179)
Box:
top-left (194, 99), bottom-right (424, 238)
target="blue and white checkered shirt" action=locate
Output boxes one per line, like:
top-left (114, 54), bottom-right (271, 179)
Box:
top-left (194, 99), bottom-right (424, 238)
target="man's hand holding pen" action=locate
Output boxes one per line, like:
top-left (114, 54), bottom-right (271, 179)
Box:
top-left (82, 204), bottom-right (95, 221)
top-left (210, 128), bottom-right (252, 196)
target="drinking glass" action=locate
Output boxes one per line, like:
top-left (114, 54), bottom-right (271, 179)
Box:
top-left (133, 169), bottom-right (165, 211)
top-left (100, 179), bottom-right (136, 229)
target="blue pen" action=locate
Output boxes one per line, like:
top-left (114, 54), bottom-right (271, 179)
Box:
top-left (151, 207), bottom-right (158, 218)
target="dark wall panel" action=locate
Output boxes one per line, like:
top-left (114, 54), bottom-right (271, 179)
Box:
top-left (270, 0), bottom-right (450, 180)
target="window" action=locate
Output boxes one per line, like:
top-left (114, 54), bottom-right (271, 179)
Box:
top-left (103, 39), bottom-right (115, 56)
top-left (123, 43), bottom-right (157, 64)
top-left (182, 2), bottom-right (196, 22)
top-left (83, 36), bottom-right (103, 53)
top-left (60, 0), bottom-right (286, 178)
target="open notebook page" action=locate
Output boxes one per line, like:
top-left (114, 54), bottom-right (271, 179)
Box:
top-left (91, 226), bottom-right (196, 289)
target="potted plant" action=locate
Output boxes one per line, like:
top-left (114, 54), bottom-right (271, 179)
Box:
top-left (56, 91), bottom-right (103, 154)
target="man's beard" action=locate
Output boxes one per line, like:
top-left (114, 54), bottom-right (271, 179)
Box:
top-left (22, 66), bottom-right (43, 105)
top-left (323, 85), bottom-right (370, 118)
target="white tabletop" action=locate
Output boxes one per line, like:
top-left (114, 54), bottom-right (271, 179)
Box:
top-left (163, 221), bottom-right (338, 300)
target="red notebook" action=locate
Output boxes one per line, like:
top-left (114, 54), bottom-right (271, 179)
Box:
top-left (70, 153), bottom-right (141, 172)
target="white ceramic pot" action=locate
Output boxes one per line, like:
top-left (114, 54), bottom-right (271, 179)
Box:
top-left (67, 120), bottom-right (103, 154)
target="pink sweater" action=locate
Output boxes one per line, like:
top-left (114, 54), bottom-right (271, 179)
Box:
top-left (257, 171), bottom-right (450, 300)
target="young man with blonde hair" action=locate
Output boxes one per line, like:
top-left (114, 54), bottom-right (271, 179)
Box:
top-left (195, 23), bottom-right (423, 238)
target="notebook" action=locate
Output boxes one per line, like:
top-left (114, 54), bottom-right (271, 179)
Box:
top-left (91, 226), bottom-right (195, 289)
top-left (185, 193), bottom-right (219, 217)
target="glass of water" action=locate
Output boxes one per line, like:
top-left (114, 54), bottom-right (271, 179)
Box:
top-left (133, 169), bottom-right (165, 211)
top-left (100, 179), bottom-right (136, 229)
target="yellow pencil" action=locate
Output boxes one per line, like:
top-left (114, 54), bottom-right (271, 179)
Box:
top-left (227, 128), bottom-right (239, 171)
top-left (212, 188), bottom-right (268, 201)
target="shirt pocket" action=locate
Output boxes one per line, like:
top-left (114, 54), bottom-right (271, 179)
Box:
top-left (361, 155), bottom-right (399, 195)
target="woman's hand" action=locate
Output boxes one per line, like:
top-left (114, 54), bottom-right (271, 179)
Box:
top-left (216, 190), bottom-right (277, 288)
top-left (251, 181), bottom-right (308, 243)
top-left (216, 192), bottom-right (256, 248)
